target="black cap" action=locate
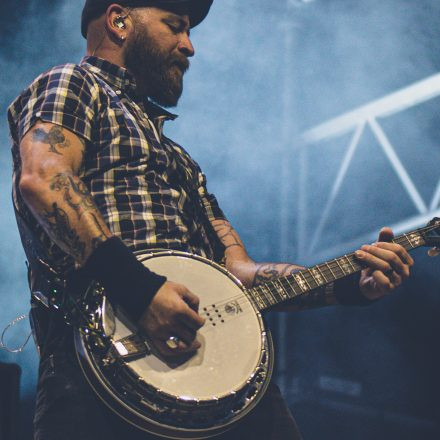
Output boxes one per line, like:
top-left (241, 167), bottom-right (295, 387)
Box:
top-left (81, 0), bottom-right (213, 38)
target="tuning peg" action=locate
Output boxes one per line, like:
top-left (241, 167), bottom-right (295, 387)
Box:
top-left (428, 247), bottom-right (440, 257)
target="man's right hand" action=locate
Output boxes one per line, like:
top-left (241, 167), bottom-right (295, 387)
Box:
top-left (138, 281), bottom-right (206, 357)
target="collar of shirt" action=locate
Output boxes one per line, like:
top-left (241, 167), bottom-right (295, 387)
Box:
top-left (80, 55), bottom-right (178, 135)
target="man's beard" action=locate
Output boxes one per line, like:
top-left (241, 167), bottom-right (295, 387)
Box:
top-left (124, 28), bottom-right (189, 107)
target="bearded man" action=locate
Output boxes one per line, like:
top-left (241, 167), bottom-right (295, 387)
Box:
top-left (7, 1), bottom-right (413, 439)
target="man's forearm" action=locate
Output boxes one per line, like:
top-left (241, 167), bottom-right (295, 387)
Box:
top-left (20, 171), bottom-right (112, 265)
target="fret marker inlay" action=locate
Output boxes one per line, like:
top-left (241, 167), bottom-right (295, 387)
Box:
top-left (262, 285), bottom-right (275, 304)
top-left (409, 233), bottom-right (422, 247)
top-left (275, 281), bottom-right (289, 299)
top-left (294, 274), bottom-right (307, 292)
top-left (311, 268), bottom-right (324, 285)
top-left (341, 258), bottom-right (351, 274)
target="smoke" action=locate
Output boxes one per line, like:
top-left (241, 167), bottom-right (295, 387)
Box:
top-left (1, 0), bottom-right (439, 437)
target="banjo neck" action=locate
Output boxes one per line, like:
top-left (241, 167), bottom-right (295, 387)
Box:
top-left (246, 226), bottom-right (431, 312)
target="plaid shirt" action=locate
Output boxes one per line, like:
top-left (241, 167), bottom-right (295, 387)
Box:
top-left (8, 56), bottom-right (226, 274)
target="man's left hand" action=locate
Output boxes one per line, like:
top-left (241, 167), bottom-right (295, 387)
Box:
top-left (355, 227), bottom-right (414, 300)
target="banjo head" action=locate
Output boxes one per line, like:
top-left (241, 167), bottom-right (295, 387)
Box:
top-left (75, 251), bottom-right (273, 438)
top-left (118, 251), bottom-right (266, 401)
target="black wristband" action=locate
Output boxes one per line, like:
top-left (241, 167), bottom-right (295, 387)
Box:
top-left (334, 272), bottom-right (376, 306)
top-left (82, 237), bottom-right (167, 321)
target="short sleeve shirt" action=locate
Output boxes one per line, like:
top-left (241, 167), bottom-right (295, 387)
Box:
top-left (8, 56), bottom-right (226, 274)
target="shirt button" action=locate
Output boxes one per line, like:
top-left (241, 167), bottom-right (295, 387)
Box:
top-left (36, 111), bottom-right (41, 117)
top-left (116, 90), bottom-right (122, 95)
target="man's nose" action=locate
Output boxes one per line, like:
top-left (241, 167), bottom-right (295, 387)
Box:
top-left (178, 34), bottom-right (195, 57)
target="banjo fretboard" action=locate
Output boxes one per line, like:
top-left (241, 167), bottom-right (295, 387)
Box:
top-left (246, 229), bottom-right (428, 312)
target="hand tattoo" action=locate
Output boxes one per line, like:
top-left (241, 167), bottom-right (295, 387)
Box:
top-left (33, 126), bottom-right (71, 155)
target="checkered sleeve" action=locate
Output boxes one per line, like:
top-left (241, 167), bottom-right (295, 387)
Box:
top-left (13, 64), bottom-right (98, 144)
top-left (197, 171), bottom-right (227, 221)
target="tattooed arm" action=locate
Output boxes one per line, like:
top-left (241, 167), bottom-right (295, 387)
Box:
top-left (19, 121), bottom-right (112, 265)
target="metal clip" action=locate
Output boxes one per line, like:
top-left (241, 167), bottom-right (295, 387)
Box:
top-left (32, 290), bottom-right (50, 308)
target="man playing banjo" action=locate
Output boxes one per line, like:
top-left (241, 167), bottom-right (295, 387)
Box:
top-left (8, 0), bottom-right (413, 438)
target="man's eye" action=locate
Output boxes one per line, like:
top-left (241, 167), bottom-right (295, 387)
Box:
top-left (167, 23), bottom-right (180, 33)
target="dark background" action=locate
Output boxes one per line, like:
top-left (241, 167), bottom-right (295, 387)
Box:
top-left (1, 0), bottom-right (439, 438)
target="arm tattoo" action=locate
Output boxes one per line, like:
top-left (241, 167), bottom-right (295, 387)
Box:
top-left (213, 220), bottom-right (244, 251)
top-left (42, 202), bottom-right (86, 261)
top-left (50, 173), bottom-right (95, 219)
top-left (33, 126), bottom-right (71, 155)
top-left (252, 263), bottom-right (300, 287)
top-left (46, 174), bottom-right (109, 260)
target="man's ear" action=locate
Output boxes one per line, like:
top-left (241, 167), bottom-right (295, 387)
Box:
top-left (105, 4), bottom-right (133, 43)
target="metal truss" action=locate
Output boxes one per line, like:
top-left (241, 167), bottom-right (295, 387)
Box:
top-left (299, 73), bottom-right (440, 261)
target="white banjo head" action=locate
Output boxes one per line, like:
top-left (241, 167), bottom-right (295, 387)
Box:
top-left (111, 252), bottom-right (265, 401)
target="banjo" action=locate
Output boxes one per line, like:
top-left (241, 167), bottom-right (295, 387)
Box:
top-left (39, 219), bottom-right (440, 439)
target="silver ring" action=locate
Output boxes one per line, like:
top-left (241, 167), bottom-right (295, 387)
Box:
top-left (165, 336), bottom-right (180, 350)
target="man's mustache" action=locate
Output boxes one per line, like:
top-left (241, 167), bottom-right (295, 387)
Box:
top-left (170, 56), bottom-right (190, 73)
